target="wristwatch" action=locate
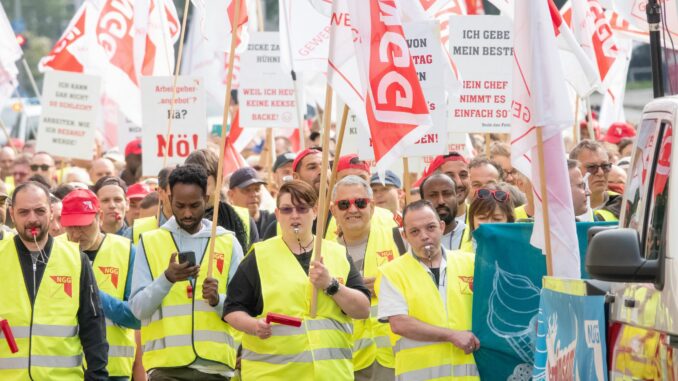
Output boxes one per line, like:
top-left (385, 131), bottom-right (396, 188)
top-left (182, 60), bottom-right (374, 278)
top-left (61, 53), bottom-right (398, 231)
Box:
top-left (324, 277), bottom-right (340, 296)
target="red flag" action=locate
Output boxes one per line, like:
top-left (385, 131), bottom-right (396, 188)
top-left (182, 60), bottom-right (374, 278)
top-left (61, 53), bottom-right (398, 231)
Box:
top-left (346, 0), bottom-right (432, 174)
top-left (223, 137), bottom-right (247, 177)
top-left (228, 0), bottom-right (248, 31)
top-left (39, 2), bottom-right (89, 73)
top-left (464, 0), bottom-right (485, 14)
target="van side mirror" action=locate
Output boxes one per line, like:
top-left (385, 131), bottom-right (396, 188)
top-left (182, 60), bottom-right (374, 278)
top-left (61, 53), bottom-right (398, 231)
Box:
top-left (586, 228), bottom-right (659, 282)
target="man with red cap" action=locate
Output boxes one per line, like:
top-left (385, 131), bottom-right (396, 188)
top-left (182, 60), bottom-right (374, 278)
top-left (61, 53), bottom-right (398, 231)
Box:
top-left (121, 139), bottom-right (143, 186)
top-left (604, 122), bottom-right (636, 145)
top-left (292, 147), bottom-right (326, 193)
top-left (415, 152), bottom-right (471, 224)
top-left (61, 189), bottom-right (140, 380)
top-left (336, 153), bottom-right (371, 181)
top-left (125, 182), bottom-right (153, 227)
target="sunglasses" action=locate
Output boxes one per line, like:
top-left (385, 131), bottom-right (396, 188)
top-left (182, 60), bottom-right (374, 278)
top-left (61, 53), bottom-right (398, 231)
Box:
top-left (279, 205), bottom-right (312, 215)
top-left (475, 188), bottom-right (510, 202)
top-left (584, 163), bottom-right (612, 175)
top-left (335, 198), bottom-right (370, 211)
top-left (30, 164), bottom-right (51, 171)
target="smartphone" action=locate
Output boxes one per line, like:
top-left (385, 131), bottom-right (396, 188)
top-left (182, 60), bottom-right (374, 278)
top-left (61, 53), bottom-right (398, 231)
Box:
top-left (178, 251), bottom-right (196, 267)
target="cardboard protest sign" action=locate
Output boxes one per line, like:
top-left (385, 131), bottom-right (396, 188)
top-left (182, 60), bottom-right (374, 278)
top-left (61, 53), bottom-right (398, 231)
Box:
top-left (141, 76), bottom-right (206, 176)
top-left (239, 32), bottom-right (301, 129)
top-left (449, 15), bottom-right (513, 133)
top-left (37, 71), bottom-right (101, 160)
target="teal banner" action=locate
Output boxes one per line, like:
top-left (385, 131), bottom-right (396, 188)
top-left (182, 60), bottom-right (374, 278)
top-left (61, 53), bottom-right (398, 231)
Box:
top-left (471, 222), bottom-right (614, 381)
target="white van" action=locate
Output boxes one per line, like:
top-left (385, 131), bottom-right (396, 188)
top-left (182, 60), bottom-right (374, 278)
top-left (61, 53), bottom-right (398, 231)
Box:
top-left (0, 98), bottom-right (41, 145)
top-left (586, 96), bottom-right (677, 378)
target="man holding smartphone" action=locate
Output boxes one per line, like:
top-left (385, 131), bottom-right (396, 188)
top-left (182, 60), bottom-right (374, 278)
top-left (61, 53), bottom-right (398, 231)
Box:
top-left (129, 165), bottom-right (244, 381)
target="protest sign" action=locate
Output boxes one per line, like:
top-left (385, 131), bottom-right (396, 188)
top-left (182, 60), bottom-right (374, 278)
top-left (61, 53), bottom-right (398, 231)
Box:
top-left (449, 15), bottom-right (513, 133)
top-left (36, 71), bottom-right (101, 160)
top-left (402, 21), bottom-right (447, 157)
top-left (140, 76), bottom-right (206, 176)
top-left (239, 32), bottom-right (301, 129)
top-left (472, 222), bottom-right (614, 380)
top-left (532, 287), bottom-right (608, 381)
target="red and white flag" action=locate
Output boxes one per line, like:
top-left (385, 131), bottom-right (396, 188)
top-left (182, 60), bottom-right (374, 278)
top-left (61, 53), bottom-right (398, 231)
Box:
top-left (464, 0), bottom-right (485, 14)
top-left (511, 0), bottom-right (580, 278)
top-left (489, 0), bottom-right (599, 97)
top-left (345, 0), bottom-right (432, 174)
top-left (566, 0), bottom-right (623, 89)
top-left (39, 1), bottom-right (93, 73)
top-left (0, 4), bottom-right (22, 107)
top-left (598, 37), bottom-right (632, 131)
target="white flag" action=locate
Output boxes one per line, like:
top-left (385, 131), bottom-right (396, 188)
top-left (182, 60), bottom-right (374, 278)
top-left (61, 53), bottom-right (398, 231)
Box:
top-left (0, 4), bottom-right (22, 107)
top-left (511, 0), bottom-right (580, 278)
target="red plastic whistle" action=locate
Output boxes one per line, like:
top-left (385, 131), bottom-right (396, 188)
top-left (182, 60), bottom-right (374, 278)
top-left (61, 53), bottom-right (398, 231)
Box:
top-left (30, 227), bottom-right (37, 237)
top-left (266, 313), bottom-right (302, 327)
top-left (186, 283), bottom-right (193, 299)
top-left (1, 319), bottom-right (18, 353)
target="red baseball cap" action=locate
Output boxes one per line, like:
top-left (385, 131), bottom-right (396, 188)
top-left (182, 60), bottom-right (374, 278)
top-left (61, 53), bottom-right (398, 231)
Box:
top-left (337, 154), bottom-right (370, 174)
top-left (61, 189), bottom-right (100, 227)
top-left (413, 152), bottom-right (468, 188)
top-left (127, 182), bottom-right (152, 200)
top-left (292, 148), bottom-right (321, 172)
top-left (604, 122), bottom-right (636, 144)
top-left (125, 139), bottom-right (142, 157)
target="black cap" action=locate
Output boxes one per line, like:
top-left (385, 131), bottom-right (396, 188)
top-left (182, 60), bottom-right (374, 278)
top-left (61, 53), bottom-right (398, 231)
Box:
top-left (273, 152), bottom-right (296, 172)
top-left (229, 167), bottom-right (267, 189)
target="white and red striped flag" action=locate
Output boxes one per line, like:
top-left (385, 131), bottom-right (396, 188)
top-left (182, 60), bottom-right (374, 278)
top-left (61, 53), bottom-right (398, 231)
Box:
top-left (0, 4), bottom-right (22, 107)
top-left (344, 0), bottom-right (433, 175)
top-left (511, 0), bottom-right (580, 278)
top-left (39, 1), bottom-right (93, 73)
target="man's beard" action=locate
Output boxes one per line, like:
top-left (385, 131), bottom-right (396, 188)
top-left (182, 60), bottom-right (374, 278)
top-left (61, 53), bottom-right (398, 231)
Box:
top-left (177, 218), bottom-right (202, 233)
top-left (19, 224), bottom-right (49, 243)
top-left (437, 206), bottom-right (455, 226)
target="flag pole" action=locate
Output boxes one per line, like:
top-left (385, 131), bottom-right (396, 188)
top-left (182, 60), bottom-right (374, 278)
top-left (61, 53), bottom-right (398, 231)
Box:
top-left (585, 96), bottom-right (595, 140)
top-left (323, 104), bottom-right (349, 215)
top-left (572, 94), bottom-right (580, 144)
top-left (536, 128), bottom-right (554, 276)
top-left (310, 86), bottom-right (333, 318)
top-left (280, 0), bottom-right (306, 150)
top-left (484, 133), bottom-right (491, 156)
top-left (162, 0), bottom-right (191, 168)
top-left (403, 158), bottom-right (411, 205)
top-left (21, 59), bottom-right (41, 99)
top-left (207, 0), bottom-right (242, 278)
top-left (0, 120), bottom-right (17, 155)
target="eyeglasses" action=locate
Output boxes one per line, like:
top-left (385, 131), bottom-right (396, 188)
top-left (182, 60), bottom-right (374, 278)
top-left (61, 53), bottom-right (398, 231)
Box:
top-left (475, 188), bottom-right (510, 202)
top-left (30, 164), bottom-right (51, 171)
top-left (335, 198), bottom-right (370, 211)
top-left (278, 205), bottom-right (312, 215)
top-left (584, 163), bottom-right (612, 175)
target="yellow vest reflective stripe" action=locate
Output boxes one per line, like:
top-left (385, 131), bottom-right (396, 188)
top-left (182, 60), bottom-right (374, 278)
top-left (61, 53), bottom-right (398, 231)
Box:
top-left (326, 206), bottom-right (397, 242)
top-left (348, 225), bottom-right (401, 370)
top-left (378, 251), bottom-right (479, 380)
top-left (133, 216), bottom-right (159, 245)
top-left (92, 234), bottom-right (135, 377)
top-left (0, 238), bottom-right (83, 381)
top-left (140, 229), bottom-right (237, 370)
top-left (594, 209), bottom-right (618, 222)
top-left (241, 236), bottom-right (353, 380)
top-left (514, 205), bottom-right (529, 220)
top-left (232, 205), bottom-right (251, 248)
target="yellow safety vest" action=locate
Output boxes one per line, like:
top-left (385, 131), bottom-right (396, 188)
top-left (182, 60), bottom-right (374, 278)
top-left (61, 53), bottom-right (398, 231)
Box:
top-left (326, 206), bottom-right (397, 242)
top-left (514, 205), bottom-right (530, 220)
top-left (233, 205), bottom-right (251, 249)
top-left (339, 225), bottom-right (401, 371)
top-left (377, 250), bottom-right (479, 381)
top-left (241, 236), bottom-right (353, 381)
top-left (140, 229), bottom-right (237, 371)
top-left (594, 209), bottom-right (618, 222)
top-left (0, 238), bottom-right (84, 380)
top-left (92, 234), bottom-right (135, 377)
top-left (132, 216), bottom-right (159, 245)
top-left (4, 176), bottom-right (14, 196)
